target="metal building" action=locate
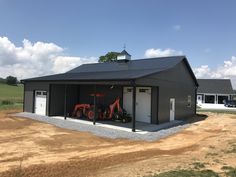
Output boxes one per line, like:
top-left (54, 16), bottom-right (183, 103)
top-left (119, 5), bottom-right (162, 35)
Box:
top-left (22, 55), bottom-right (198, 131)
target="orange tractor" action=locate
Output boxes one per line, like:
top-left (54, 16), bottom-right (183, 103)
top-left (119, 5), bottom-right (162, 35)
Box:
top-left (72, 96), bottom-right (131, 123)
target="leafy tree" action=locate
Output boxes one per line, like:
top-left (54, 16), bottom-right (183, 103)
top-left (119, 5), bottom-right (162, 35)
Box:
top-left (98, 52), bottom-right (120, 63)
top-left (6, 76), bottom-right (18, 86)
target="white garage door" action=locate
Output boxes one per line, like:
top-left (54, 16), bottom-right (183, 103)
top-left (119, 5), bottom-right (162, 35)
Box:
top-left (136, 87), bottom-right (151, 123)
top-left (123, 87), bottom-right (151, 123)
top-left (35, 91), bottom-right (47, 115)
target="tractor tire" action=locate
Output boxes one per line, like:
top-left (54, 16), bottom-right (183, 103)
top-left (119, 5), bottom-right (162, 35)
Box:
top-left (75, 109), bottom-right (82, 119)
top-left (113, 112), bottom-right (122, 122)
top-left (87, 110), bottom-right (95, 120)
top-left (122, 117), bottom-right (127, 123)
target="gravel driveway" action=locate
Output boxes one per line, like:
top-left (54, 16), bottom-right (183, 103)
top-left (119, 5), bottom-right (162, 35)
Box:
top-left (14, 112), bottom-right (191, 141)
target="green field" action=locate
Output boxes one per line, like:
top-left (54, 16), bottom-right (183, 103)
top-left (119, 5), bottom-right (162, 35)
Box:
top-left (197, 108), bottom-right (236, 114)
top-left (0, 83), bottom-right (24, 110)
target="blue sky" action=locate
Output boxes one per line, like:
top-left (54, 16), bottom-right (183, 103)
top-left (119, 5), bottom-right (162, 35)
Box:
top-left (0, 0), bottom-right (236, 87)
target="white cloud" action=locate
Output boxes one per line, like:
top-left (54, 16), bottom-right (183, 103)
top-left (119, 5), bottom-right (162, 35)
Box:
top-left (52, 56), bottom-right (97, 73)
top-left (193, 56), bottom-right (236, 88)
top-left (0, 36), bottom-right (97, 80)
top-left (193, 65), bottom-right (211, 78)
top-left (173, 25), bottom-right (181, 31)
top-left (144, 48), bottom-right (183, 58)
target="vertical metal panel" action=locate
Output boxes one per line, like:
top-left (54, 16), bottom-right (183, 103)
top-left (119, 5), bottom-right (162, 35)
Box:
top-left (136, 61), bottom-right (196, 123)
top-left (50, 84), bottom-right (65, 116)
top-left (151, 87), bottom-right (158, 124)
top-left (66, 85), bottom-right (79, 116)
top-left (49, 84), bottom-right (79, 116)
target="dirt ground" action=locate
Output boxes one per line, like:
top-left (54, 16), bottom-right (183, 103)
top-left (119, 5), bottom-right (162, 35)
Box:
top-left (0, 110), bottom-right (236, 177)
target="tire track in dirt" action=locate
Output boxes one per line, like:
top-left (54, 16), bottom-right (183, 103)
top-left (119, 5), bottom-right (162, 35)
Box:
top-left (0, 144), bottom-right (198, 177)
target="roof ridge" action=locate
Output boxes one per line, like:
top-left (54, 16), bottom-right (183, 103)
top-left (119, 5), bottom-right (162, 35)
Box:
top-left (67, 68), bottom-right (159, 74)
top-left (74, 55), bottom-right (185, 67)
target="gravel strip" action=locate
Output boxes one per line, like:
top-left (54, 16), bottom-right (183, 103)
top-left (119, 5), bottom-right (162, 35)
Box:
top-left (13, 112), bottom-right (191, 141)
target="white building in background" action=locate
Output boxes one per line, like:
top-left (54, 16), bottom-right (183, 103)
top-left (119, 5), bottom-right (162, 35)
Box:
top-left (197, 79), bottom-right (235, 108)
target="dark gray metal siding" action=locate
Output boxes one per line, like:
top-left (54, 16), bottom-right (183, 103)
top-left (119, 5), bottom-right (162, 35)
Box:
top-left (49, 84), bottom-right (79, 116)
top-left (24, 82), bottom-right (50, 114)
top-left (151, 87), bottom-right (158, 124)
top-left (49, 84), bottom-right (65, 116)
top-left (136, 61), bottom-right (196, 123)
top-left (66, 85), bottom-right (79, 116)
top-left (79, 85), bottom-right (123, 107)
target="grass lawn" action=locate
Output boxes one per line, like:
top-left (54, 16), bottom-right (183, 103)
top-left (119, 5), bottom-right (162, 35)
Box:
top-left (197, 108), bottom-right (236, 114)
top-left (150, 167), bottom-right (236, 177)
top-left (0, 83), bottom-right (23, 110)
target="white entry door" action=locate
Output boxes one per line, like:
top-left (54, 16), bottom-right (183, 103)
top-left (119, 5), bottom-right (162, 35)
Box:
top-left (35, 91), bottom-right (47, 115)
top-left (123, 87), bottom-right (133, 116)
top-left (136, 87), bottom-right (151, 123)
top-left (197, 95), bottom-right (202, 104)
top-left (170, 98), bottom-right (175, 121)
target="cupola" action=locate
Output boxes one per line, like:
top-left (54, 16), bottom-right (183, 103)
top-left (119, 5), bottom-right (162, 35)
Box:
top-left (117, 49), bottom-right (131, 61)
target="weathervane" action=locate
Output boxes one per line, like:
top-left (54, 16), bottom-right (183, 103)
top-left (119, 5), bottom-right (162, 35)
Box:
top-left (123, 43), bottom-right (126, 50)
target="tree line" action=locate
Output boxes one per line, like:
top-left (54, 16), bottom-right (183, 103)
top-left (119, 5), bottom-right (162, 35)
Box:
top-left (0, 76), bottom-right (19, 86)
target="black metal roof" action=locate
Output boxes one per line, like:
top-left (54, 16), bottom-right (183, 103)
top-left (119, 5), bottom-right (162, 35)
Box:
top-left (197, 79), bottom-right (234, 94)
top-left (22, 56), bottom-right (198, 86)
top-left (68, 56), bottom-right (182, 73)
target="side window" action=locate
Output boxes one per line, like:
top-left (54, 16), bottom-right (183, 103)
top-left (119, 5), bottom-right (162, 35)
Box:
top-left (187, 95), bottom-right (191, 107)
